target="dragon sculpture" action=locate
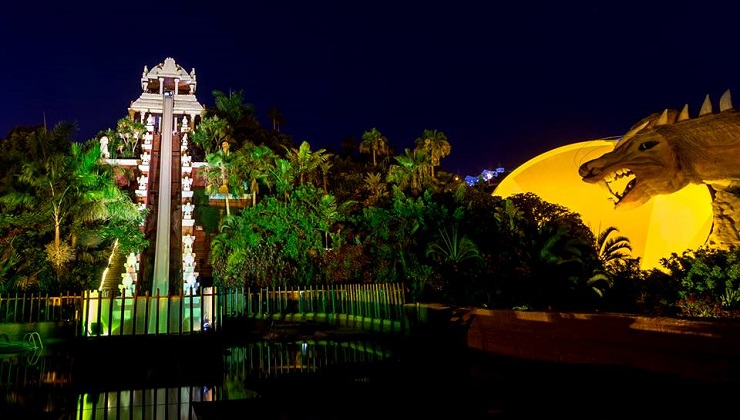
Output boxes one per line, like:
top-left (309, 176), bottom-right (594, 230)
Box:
top-left (579, 89), bottom-right (740, 249)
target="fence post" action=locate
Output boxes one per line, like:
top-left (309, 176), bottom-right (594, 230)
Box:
top-left (20, 292), bottom-right (26, 323)
top-left (155, 289), bottom-right (161, 336)
top-left (120, 290), bottom-right (126, 336)
top-left (107, 292), bottom-right (114, 336)
top-left (179, 288), bottom-right (184, 335)
top-left (132, 292), bottom-right (139, 336)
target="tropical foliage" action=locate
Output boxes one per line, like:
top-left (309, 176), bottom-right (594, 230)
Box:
top-left (0, 126), bottom-right (145, 293)
top-left (1, 89), bottom-right (737, 319)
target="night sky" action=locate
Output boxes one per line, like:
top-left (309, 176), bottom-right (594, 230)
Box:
top-left (2, 2), bottom-right (740, 177)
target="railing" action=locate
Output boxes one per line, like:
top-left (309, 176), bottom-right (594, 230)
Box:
top-left (80, 288), bottom-right (216, 337)
top-left (0, 292), bottom-right (80, 323)
top-left (0, 283), bottom-right (408, 337)
top-left (221, 283), bottom-right (407, 322)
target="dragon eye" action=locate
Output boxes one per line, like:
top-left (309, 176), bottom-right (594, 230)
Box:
top-left (638, 140), bottom-right (659, 151)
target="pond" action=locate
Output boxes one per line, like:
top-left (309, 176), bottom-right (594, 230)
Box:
top-left (0, 327), bottom-right (733, 419)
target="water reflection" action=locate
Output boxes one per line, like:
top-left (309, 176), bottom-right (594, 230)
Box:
top-left (1, 338), bottom-right (397, 419)
top-left (5, 336), bottom-right (728, 419)
top-left (76, 387), bottom-right (213, 420)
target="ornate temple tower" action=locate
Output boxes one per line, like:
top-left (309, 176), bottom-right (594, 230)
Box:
top-left (127, 58), bottom-right (206, 296)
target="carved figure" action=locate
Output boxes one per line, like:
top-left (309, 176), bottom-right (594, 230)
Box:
top-left (182, 234), bottom-right (195, 251)
top-left (184, 272), bottom-right (199, 294)
top-left (182, 153), bottom-right (191, 167)
top-left (141, 66), bottom-right (149, 91)
top-left (579, 89), bottom-right (740, 248)
top-left (141, 151), bottom-right (151, 165)
top-left (183, 201), bottom-right (195, 218)
top-left (99, 136), bottom-right (110, 159)
top-left (183, 252), bottom-right (196, 268)
top-left (126, 252), bottom-right (139, 272)
top-left (182, 174), bottom-right (193, 191)
top-left (138, 174), bottom-right (148, 188)
top-left (181, 115), bottom-right (189, 132)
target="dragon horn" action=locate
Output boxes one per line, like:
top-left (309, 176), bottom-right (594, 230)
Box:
top-left (677, 104), bottom-right (690, 121)
top-left (656, 109), bottom-right (670, 125)
top-left (653, 108), bottom-right (678, 125)
top-left (720, 89), bottom-right (733, 111)
top-left (699, 94), bottom-right (713, 116)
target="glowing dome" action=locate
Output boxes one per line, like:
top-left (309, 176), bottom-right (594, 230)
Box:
top-left (493, 139), bottom-right (713, 270)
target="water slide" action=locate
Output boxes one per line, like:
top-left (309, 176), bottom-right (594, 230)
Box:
top-left (151, 93), bottom-right (174, 295)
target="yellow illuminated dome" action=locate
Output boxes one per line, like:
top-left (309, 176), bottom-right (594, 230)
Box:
top-left (493, 139), bottom-right (713, 270)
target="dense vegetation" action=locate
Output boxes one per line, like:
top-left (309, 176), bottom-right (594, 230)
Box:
top-left (1, 90), bottom-right (739, 319)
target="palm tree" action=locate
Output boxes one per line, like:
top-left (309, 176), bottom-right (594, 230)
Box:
top-left (268, 106), bottom-right (285, 132)
top-left (202, 146), bottom-right (246, 217)
top-left (283, 141), bottom-right (329, 187)
top-left (212, 89), bottom-right (246, 124)
top-left (241, 144), bottom-right (275, 207)
top-left (269, 158), bottom-right (295, 203)
top-left (191, 115), bottom-right (230, 156)
top-left (386, 148), bottom-right (432, 195)
top-left (426, 225), bottom-right (480, 265)
top-left (363, 172), bottom-right (388, 206)
top-left (116, 117), bottom-right (147, 158)
top-left (2, 141), bottom-right (140, 274)
top-left (521, 222), bottom-right (592, 309)
top-left (318, 158), bottom-right (333, 194)
top-left (360, 128), bottom-right (389, 167)
top-left (587, 226), bottom-right (633, 296)
top-left (414, 129), bottom-right (451, 178)
top-left (596, 226), bottom-right (633, 270)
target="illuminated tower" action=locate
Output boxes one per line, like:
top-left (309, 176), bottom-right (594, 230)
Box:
top-left (126, 58), bottom-right (205, 296)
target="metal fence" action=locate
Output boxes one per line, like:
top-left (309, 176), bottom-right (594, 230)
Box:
top-left (0, 292), bottom-right (80, 323)
top-left (0, 283), bottom-right (407, 337)
top-left (221, 283), bottom-right (407, 322)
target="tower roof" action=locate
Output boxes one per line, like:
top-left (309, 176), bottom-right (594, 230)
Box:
top-left (129, 57), bottom-right (205, 117)
top-left (141, 57), bottom-right (196, 92)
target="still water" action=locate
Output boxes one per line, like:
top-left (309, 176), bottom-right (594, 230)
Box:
top-left (0, 332), bottom-right (735, 420)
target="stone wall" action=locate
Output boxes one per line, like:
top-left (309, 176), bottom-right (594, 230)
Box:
top-left (465, 308), bottom-right (740, 383)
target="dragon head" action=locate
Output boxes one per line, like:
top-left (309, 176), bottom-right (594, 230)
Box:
top-left (580, 90), bottom-right (735, 210)
top-left (578, 124), bottom-right (691, 210)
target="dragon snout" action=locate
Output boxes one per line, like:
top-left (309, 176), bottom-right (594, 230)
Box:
top-left (578, 162), bottom-right (595, 178)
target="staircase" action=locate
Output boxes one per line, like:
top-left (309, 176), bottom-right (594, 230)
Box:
top-left (100, 247), bottom-right (127, 294)
top-left (102, 130), bottom-right (216, 295)
top-left (193, 228), bottom-right (212, 285)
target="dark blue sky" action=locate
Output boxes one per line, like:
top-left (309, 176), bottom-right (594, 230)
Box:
top-left (2, 2), bottom-right (739, 176)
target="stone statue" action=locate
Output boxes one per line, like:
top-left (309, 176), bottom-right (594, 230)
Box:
top-left (182, 174), bottom-right (193, 191)
top-left (184, 272), bottom-right (199, 294)
top-left (141, 66), bottom-right (149, 91)
top-left (181, 133), bottom-right (188, 151)
top-left (183, 252), bottom-right (196, 268)
top-left (99, 136), bottom-right (110, 159)
top-left (579, 89), bottom-right (740, 249)
top-left (126, 252), bottom-right (139, 272)
top-left (182, 234), bottom-right (195, 251)
top-left (138, 174), bottom-right (148, 188)
top-left (181, 115), bottom-right (189, 132)
top-left (141, 151), bottom-right (151, 165)
top-left (182, 153), bottom-right (191, 167)
top-left (120, 272), bottom-right (135, 295)
top-left (183, 201), bottom-right (195, 219)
